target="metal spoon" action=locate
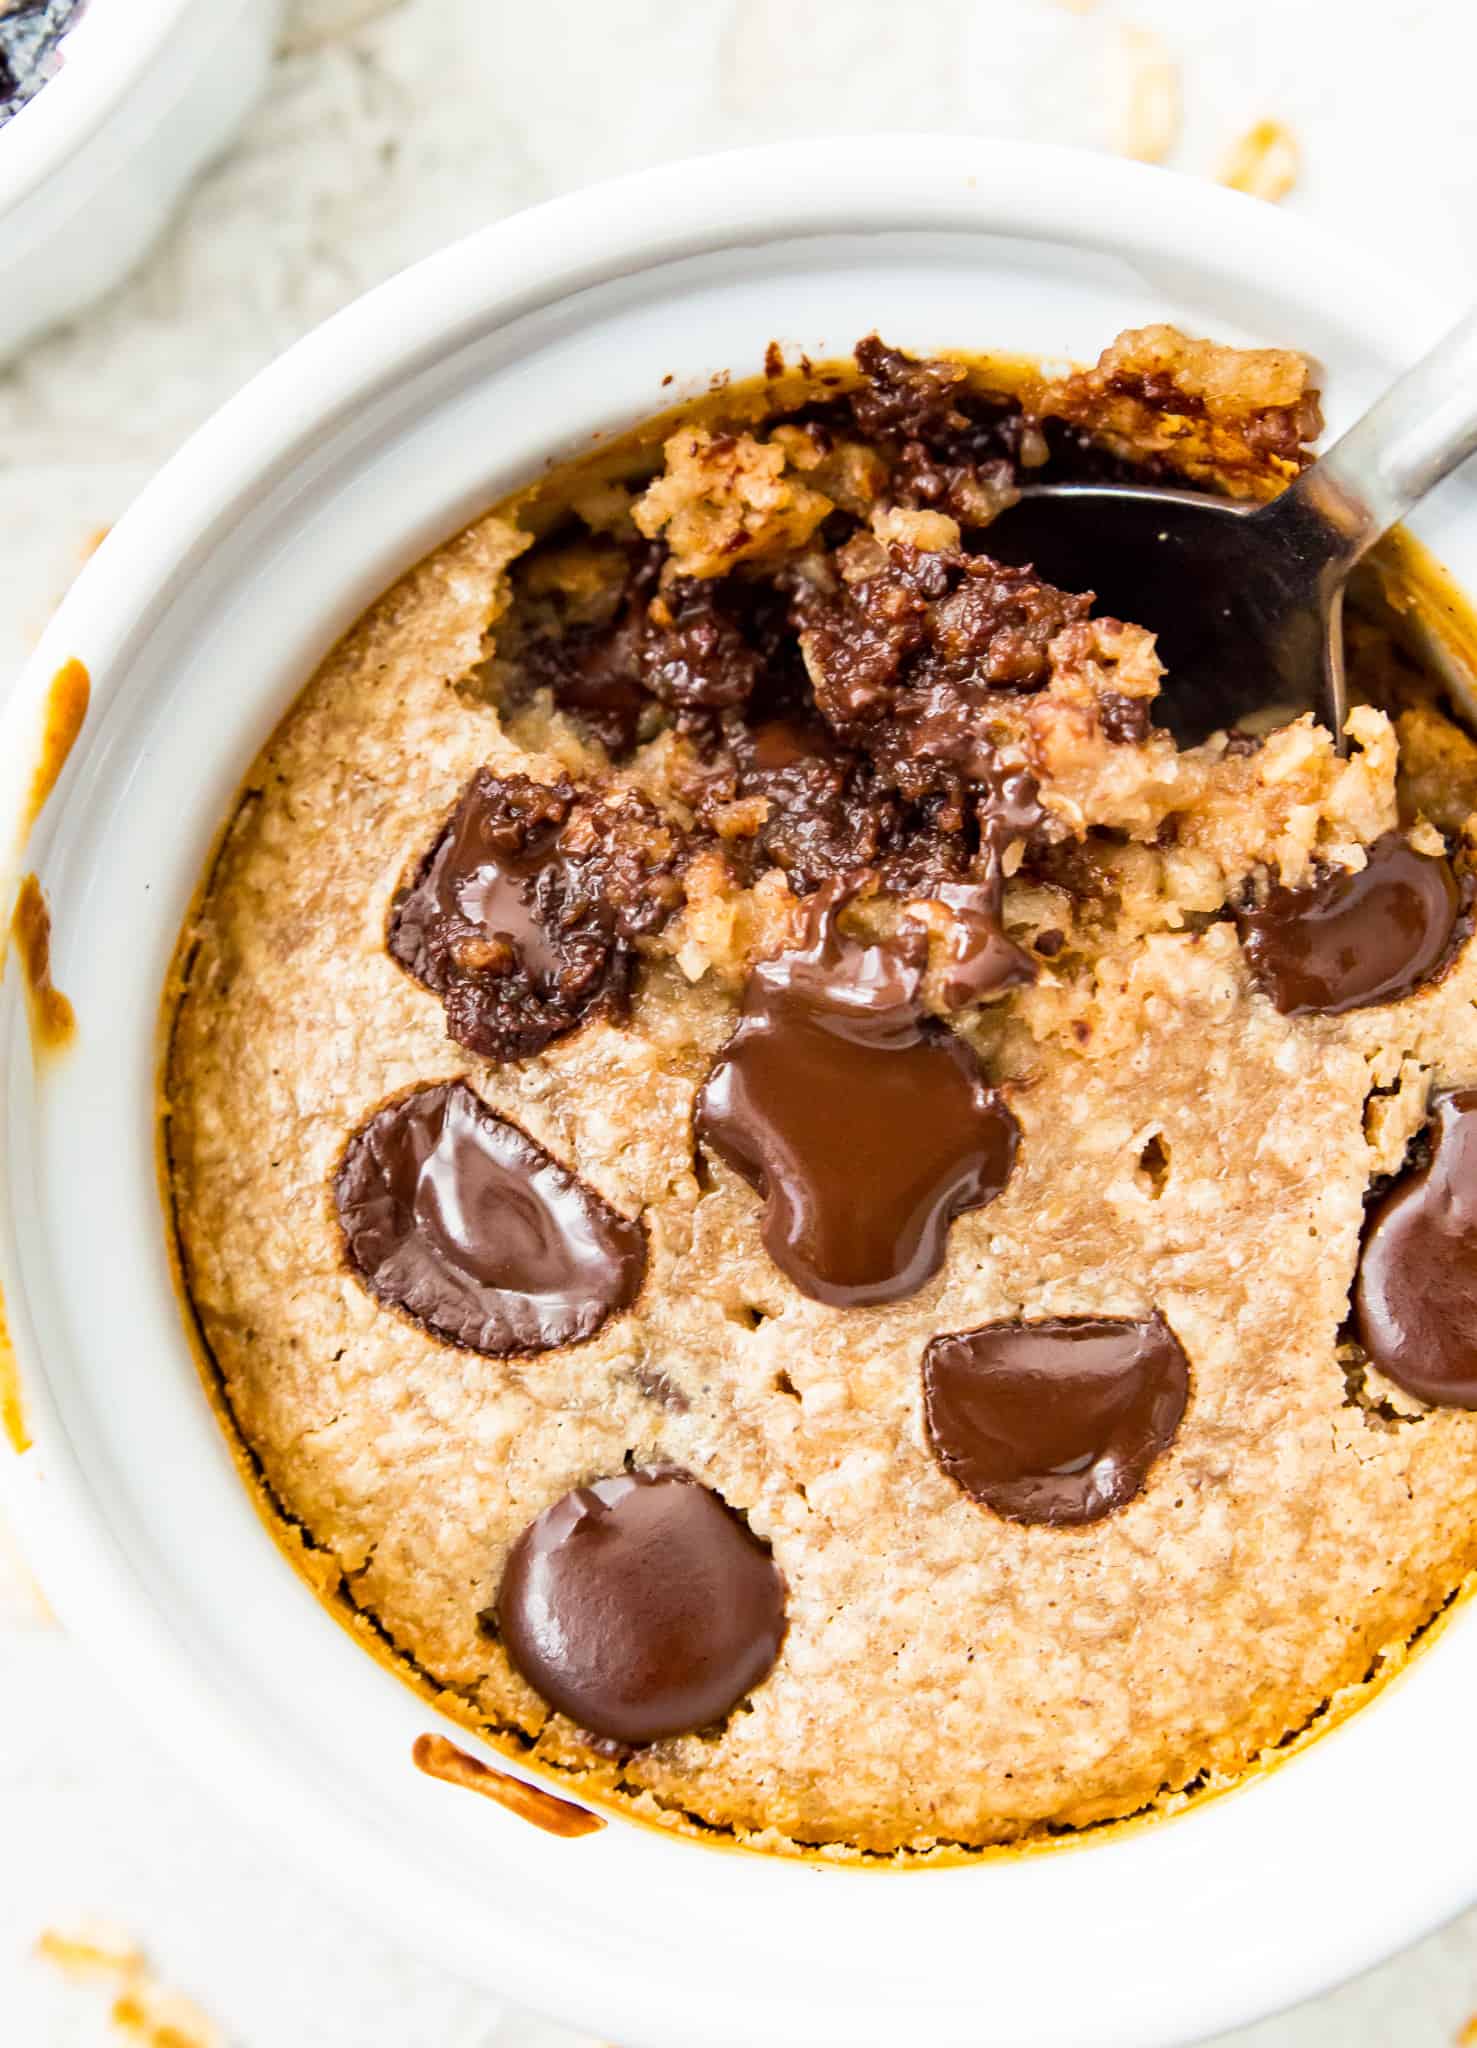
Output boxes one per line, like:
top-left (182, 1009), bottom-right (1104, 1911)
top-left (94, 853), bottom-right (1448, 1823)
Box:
top-left (984, 306), bottom-right (1477, 746)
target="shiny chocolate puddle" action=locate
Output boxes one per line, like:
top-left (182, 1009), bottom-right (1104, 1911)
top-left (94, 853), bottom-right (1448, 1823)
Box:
top-left (922, 1313), bottom-right (1190, 1525)
top-left (1235, 833), bottom-right (1462, 1017)
top-left (695, 886), bottom-right (1019, 1308)
top-left (497, 1467), bottom-right (786, 1747)
top-left (1355, 1089), bottom-right (1477, 1408)
top-left (335, 1079), bottom-right (645, 1355)
top-left (388, 770), bottom-right (684, 1064)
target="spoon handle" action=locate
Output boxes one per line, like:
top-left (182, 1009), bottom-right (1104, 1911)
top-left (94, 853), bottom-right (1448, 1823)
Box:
top-left (1291, 302), bottom-right (1477, 561)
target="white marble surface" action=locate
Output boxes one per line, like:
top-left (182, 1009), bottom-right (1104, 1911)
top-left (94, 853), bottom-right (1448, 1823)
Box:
top-left (6, 1), bottom-right (1477, 2041)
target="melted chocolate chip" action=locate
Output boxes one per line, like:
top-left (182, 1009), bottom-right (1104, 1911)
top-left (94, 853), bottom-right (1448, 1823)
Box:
top-left (335, 1080), bottom-right (645, 1355)
top-left (497, 1467), bottom-right (786, 1746)
top-left (796, 544), bottom-right (1088, 744)
top-left (694, 886), bottom-right (1019, 1306)
top-left (388, 771), bottom-right (686, 1062)
top-left (849, 336), bottom-right (971, 444)
top-left (642, 578), bottom-right (763, 711)
top-left (845, 336), bottom-right (1025, 522)
top-left (522, 621), bottom-right (651, 756)
top-left (518, 541), bottom-right (663, 755)
top-left (748, 717), bottom-right (819, 772)
top-left (922, 1313), bottom-right (1190, 1525)
top-left (927, 755), bottom-right (1045, 1007)
top-left (929, 881), bottom-right (1037, 1005)
top-left (1354, 1089), bottom-right (1477, 1408)
top-left (1098, 690), bottom-right (1152, 745)
top-left (720, 711), bottom-right (905, 894)
top-left (1234, 833), bottom-right (1462, 1017)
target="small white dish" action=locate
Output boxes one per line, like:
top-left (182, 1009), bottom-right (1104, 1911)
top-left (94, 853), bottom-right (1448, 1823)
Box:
top-left (2, 138), bottom-right (1474, 2048)
top-left (0, 0), bottom-right (278, 361)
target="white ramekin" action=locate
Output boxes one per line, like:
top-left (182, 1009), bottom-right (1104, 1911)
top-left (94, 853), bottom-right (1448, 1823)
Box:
top-left (0, 0), bottom-right (278, 361)
top-left (3, 138), bottom-right (1475, 2048)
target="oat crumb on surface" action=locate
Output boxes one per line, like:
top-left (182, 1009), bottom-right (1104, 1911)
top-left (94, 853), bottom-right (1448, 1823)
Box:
top-left (1218, 119), bottom-right (1300, 204)
top-left (0, 1505), bottom-right (51, 1621)
top-left (1040, 324), bottom-right (1321, 493)
top-left (633, 425), bottom-right (833, 577)
top-left (37, 1923), bottom-right (224, 2048)
top-left (1110, 26), bottom-right (1180, 165)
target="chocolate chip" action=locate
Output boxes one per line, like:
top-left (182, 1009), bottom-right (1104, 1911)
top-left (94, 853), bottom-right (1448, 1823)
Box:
top-left (521, 625), bottom-right (651, 756)
top-left (1234, 833), bottom-right (1462, 1017)
top-left (497, 1467), bottom-right (786, 1746)
top-left (695, 884), bottom-right (1019, 1306)
top-left (849, 335), bottom-right (970, 444)
top-left (797, 545), bottom-right (1088, 743)
top-left (640, 578), bottom-right (762, 712)
top-left (517, 540), bottom-right (663, 755)
top-left (388, 771), bottom-right (687, 1063)
top-left (922, 1313), bottom-right (1190, 1525)
top-left (335, 1080), bottom-right (645, 1355)
top-left (1354, 1089), bottom-right (1477, 1408)
top-left (1098, 690), bottom-right (1152, 745)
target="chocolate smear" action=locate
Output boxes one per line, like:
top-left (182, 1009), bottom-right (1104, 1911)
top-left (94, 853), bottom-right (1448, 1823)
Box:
top-left (335, 1080), bottom-right (645, 1355)
top-left (695, 883), bottom-right (1019, 1306)
top-left (11, 872), bottom-right (75, 1055)
top-left (926, 756), bottom-right (1044, 1007)
top-left (1235, 833), bottom-right (1461, 1017)
top-left (1355, 1088), bottom-right (1477, 1408)
top-left (522, 620), bottom-right (651, 757)
top-left (519, 543), bottom-right (664, 755)
top-left (922, 1312), bottom-right (1190, 1525)
top-left (411, 1734), bottom-right (604, 1837)
top-left (388, 771), bottom-right (686, 1063)
top-left (497, 1467), bottom-right (786, 1747)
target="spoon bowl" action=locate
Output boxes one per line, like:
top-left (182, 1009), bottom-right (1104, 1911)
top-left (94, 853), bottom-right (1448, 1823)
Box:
top-left (990, 299), bottom-right (1477, 749)
top-left (985, 483), bottom-right (1330, 746)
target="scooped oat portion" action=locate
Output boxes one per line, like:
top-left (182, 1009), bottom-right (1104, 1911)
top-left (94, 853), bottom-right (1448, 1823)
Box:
top-left (166, 328), bottom-right (1477, 1856)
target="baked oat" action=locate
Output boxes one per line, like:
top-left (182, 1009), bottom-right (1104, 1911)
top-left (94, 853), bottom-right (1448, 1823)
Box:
top-left (166, 327), bottom-right (1477, 1856)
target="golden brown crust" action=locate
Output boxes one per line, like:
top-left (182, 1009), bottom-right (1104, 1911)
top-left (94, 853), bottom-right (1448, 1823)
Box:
top-left (633, 426), bottom-right (833, 577)
top-left (1039, 324), bottom-right (1322, 495)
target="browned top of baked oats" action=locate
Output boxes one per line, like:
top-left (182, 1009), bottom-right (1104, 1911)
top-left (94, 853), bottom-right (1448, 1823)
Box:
top-left (167, 327), bottom-right (1477, 1856)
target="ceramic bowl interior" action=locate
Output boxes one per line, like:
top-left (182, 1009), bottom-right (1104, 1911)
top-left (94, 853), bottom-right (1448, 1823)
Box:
top-left (3, 140), bottom-right (1475, 2048)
